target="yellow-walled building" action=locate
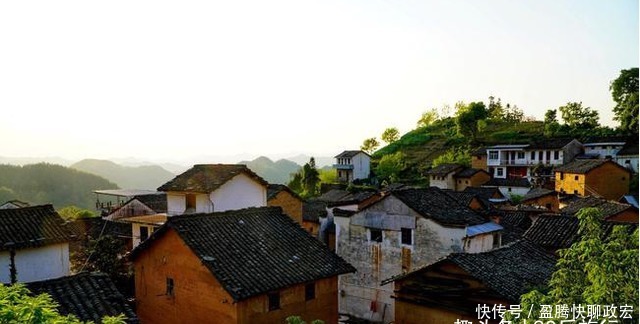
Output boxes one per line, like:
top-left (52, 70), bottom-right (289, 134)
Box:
top-left (554, 159), bottom-right (631, 201)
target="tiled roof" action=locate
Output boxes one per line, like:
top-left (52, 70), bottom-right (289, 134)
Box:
top-left (443, 191), bottom-right (477, 207)
top-left (463, 187), bottom-right (505, 200)
top-left (134, 193), bottom-right (167, 213)
top-left (302, 200), bottom-right (327, 223)
top-left (0, 200), bottom-right (30, 208)
top-left (315, 189), bottom-right (378, 207)
top-left (26, 272), bottom-right (138, 323)
top-left (472, 147), bottom-right (487, 156)
top-left (497, 211), bottom-right (532, 244)
top-left (267, 184), bottom-right (303, 201)
top-left (560, 196), bottom-right (635, 220)
top-left (129, 207), bottom-right (355, 301)
top-left (454, 168), bottom-right (486, 178)
top-left (425, 163), bottom-right (464, 176)
top-left (391, 188), bottom-right (486, 226)
top-left (335, 150), bottom-right (369, 158)
top-left (528, 138), bottom-right (578, 149)
top-left (484, 178), bottom-right (531, 188)
top-left (157, 164), bottom-right (268, 193)
top-left (617, 137), bottom-right (638, 156)
top-left (553, 159), bottom-right (622, 174)
top-left (524, 214), bottom-right (637, 250)
top-left (522, 188), bottom-right (555, 202)
top-left (0, 205), bottom-right (77, 251)
top-left (583, 136), bottom-right (628, 145)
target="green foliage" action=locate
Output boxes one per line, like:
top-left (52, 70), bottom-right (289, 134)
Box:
top-left (0, 284), bottom-right (126, 324)
top-left (360, 137), bottom-right (380, 154)
top-left (431, 148), bottom-right (471, 168)
top-left (375, 152), bottom-right (405, 183)
top-left (417, 109), bottom-right (439, 128)
top-left (487, 96), bottom-right (504, 120)
top-left (318, 168), bottom-right (337, 184)
top-left (285, 316), bottom-right (324, 324)
top-left (558, 101), bottom-right (599, 129)
top-left (610, 67), bottom-right (639, 134)
top-left (509, 194), bottom-right (524, 204)
top-left (501, 103), bottom-right (524, 123)
top-left (287, 172), bottom-right (303, 193)
top-left (71, 235), bottom-right (128, 277)
top-left (0, 163), bottom-right (118, 210)
top-left (455, 102), bottom-right (488, 140)
top-left (512, 208), bottom-right (639, 322)
top-left (287, 158), bottom-right (320, 198)
top-left (381, 127), bottom-right (400, 144)
top-left (58, 206), bottom-right (96, 221)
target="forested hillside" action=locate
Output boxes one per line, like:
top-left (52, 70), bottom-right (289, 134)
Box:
top-left (0, 163), bottom-right (118, 209)
top-left (70, 159), bottom-right (175, 190)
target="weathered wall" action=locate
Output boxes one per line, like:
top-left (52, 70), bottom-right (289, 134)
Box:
top-left (585, 163), bottom-right (630, 200)
top-left (0, 243), bottom-right (69, 283)
top-left (463, 232), bottom-right (496, 253)
top-left (471, 155), bottom-right (487, 170)
top-left (455, 172), bottom-right (491, 192)
top-left (353, 153), bottom-right (371, 180)
top-left (523, 194), bottom-right (559, 212)
top-left (268, 191), bottom-right (303, 225)
top-left (606, 209), bottom-right (639, 223)
top-left (211, 174), bottom-right (267, 211)
top-left (616, 156), bottom-right (639, 173)
top-left (429, 173), bottom-right (456, 190)
top-left (134, 229), bottom-right (238, 324)
top-left (555, 172), bottom-right (585, 195)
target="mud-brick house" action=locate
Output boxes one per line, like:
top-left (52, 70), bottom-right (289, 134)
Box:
top-left (521, 188), bottom-right (559, 212)
top-left (471, 147), bottom-right (487, 170)
top-left (334, 187), bottom-right (500, 323)
top-left (267, 184), bottom-right (304, 225)
top-left (130, 207), bottom-right (355, 324)
top-left (554, 159), bottom-right (631, 200)
top-left (383, 240), bottom-right (555, 324)
top-left (453, 168), bottom-right (491, 192)
top-left (302, 201), bottom-right (327, 237)
top-left (0, 205), bottom-right (77, 283)
top-left (26, 272), bottom-right (139, 323)
top-left (158, 164), bottom-right (268, 216)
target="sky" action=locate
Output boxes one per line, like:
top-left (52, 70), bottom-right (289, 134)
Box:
top-left (0, 0), bottom-right (638, 164)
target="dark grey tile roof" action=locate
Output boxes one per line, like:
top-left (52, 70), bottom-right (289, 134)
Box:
top-left (484, 178), bottom-right (531, 188)
top-left (267, 184), bottom-right (303, 201)
top-left (134, 193), bottom-right (167, 213)
top-left (554, 159), bottom-right (625, 174)
top-left (425, 163), bottom-right (464, 176)
top-left (316, 189), bottom-right (351, 203)
top-left (498, 211), bottom-right (532, 244)
top-left (472, 147), bottom-right (487, 156)
top-left (522, 188), bottom-right (555, 202)
top-left (26, 272), bottom-right (138, 323)
top-left (524, 214), bottom-right (637, 250)
top-left (130, 207), bottom-right (355, 301)
top-left (0, 200), bottom-right (30, 208)
top-left (528, 138), bottom-right (578, 149)
top-left (454, 168), bottom-right (486, 178)
top-left (302, 201), bottom-right (327, 223)
top-left (463, 186), bottom-right (505, 200)
top-left (560, 196), bottom-right (636, 220)
top-left (583, 136), bottom-right (628, 145)
top-left (391, 188), bottom-right (486, 226)
top-left (0, 205), bottom-right (77, 251)
top-left (157, 164), bottom-right (268, 193)
top-left (335, 150), bottom-right (369, 158)
top-left (443, 191), bottom-right (477, 207)
top-left (315, 189), bottom-right (378, 207)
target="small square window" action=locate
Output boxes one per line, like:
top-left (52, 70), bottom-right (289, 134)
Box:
top-left (497, 168), bottom-right (504, 177)
top-left (401, 228), bottom-right (412, 245)
top-left (531, 151), bottom-right (535, 160)
top-left (305, 283), bottom-right (315, 301)
top-left (574, 175), bottom-right (578, 181)
top-left (554, 151), bottom-right (559, 160)
top-left (140, 226), bottom-right (149, 241)
top-left (517, 152), bottom-right (524, 159)
top-left (268, 292), bottom-right (280, 311)
top-left (574, 190), bottom-right (578, 194)
top-left (166, 277), bottom-right (174, 297)
top-left (369, 229), bottom-right (382, 243)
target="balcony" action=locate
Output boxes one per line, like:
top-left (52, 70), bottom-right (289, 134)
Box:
top-left (333, 164), bottom-right (354, 170)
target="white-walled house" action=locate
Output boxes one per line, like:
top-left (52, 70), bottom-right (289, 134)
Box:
top-left (335, 187), bottom-right (500, 323)
top-left (334, 150), bottom-right (371, 183)
top-left (104, 193), bottom-right (167, 247)
top-left (615, 139), bottom-right (639, 173)
top-left (0, 205), bottom-right (76, 283)
top-left (158, 164), bottom-right (268, 216)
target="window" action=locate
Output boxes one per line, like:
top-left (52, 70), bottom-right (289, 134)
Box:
top-left (546, 151), bottom-right (551, 161)
top-left (458, 180), bottom-right (461, 184)
top-left (492, 233), bottom-right (501, 249)
top-left (166, 277), bottom-right (174, 297)
top-left (554, 151), bottom-right (559, 160)
top-left (497, 168), bottom-right (504, 177)
top-left (574, 175), bottom-right (579, 181)
top-left (489, 151), bottom-right (498, 160)
top-left (538, 151), bottom-right (543, 160)
top-left (305, 283), bottom-right (315, 301)
top-left (531, 151), bottom-right (535, 160)
top-left (508, 187), bottom-right (512, 192)
top-left (186, 194), bottom-right (196, 212)
top-left (626, 160), bottom-right (631, 164)
top-left (517, 152), bottom-right (525, 159)
top-left (268, 292), bottom-right (280, 311)
top-left (465, 180), bottom-right (469, 184)
top-left (140, 226), bottom-right (149, 241)
top-left (369, 229), bottom-right (383, 243)
top-left (574, 190), bottom-right (578, 194)
top-left (545, 203), bottom-right (552, 209)
top-left (560, 172), bottom-right (564, 180)
top-left (401, 228), bottom-right (412, 245)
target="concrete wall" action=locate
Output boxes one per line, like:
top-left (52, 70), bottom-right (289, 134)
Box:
top-left (336, 196), bottom-right (465, 322)
top-left (0, 243), bottom-right (69, 283)
top-left (211, 174), bottom-right (267, 212)
top-left (352, 153), bottom-right (371, 180)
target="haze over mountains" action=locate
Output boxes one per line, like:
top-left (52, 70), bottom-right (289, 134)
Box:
top-left (70, 159), bottom-right (177, 190)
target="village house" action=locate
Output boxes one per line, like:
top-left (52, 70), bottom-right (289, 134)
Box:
top-left (443, 191), bottom-right (490, 211)
top-left (615, 137), bottom-right (639, 173)
top-left (158, 164), bottom-right (268, 216)
top-left (554, 159), bottom-right (631, 200)
top-left (482, 177), bottom-right (531, 198)
top-left (560, 196), bottom-right (638, 223)
top-left (334, 187), bottom-right (501, 323)
top-left (471, 147), bottom-right (487, 170)
top-left (103, 192), bottom-right (167, 247)
top-left (520, 188), bottom-right (559, 212)
top-left (267, 184), bottom-right (304, 225)
top-left (582, 136), bottom-right (627, 159)
top-left (0, 205), bottom-right (77, 283)
top-left (71, 217), bottom-right (133, 252)
top-left (426, 164), bottom-right (465, 190)
top-left (333, 150), bottom-right (371, 183)
top-left (26, 272), bottom-right (139, 323)
top-left (0, 199), bottom-right (30, 209)
top-left (382, 240), bottom-right (556, 324)
top-left (130, 207), bottom-right (355, 324)
top-left (485, 139), bottom-right (582, 179)
top-left (454, 168), bottom-right (491, 191)
top-left (302, 201), bottom-right (326, 237)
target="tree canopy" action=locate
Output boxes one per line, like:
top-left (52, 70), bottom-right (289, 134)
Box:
top-left (455, 101), bottom-right (488, 140)
top-left (360, 137), bottom-right (380, 154)
top-left (381, 128), bottom-right (400, 144)
top-left (375, 152), bottom-right (405, 183)
top-left (417, 109), bottom-right (439, 128)
top-left (610, 68), bottom-right (639, 133)
top-left (558, 101), bottom-right (599, 129)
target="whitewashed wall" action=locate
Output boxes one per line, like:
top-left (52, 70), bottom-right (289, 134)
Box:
top-left (210, 173), bottom-right (266, 211)
top-left (352, 153), bottom-right (371, 180)
top-left (0, 243), bottom-right (69, 283)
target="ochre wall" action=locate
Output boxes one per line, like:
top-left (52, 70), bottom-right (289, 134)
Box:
top-left (523, 194), bottom-right (559, 212)
top-left (472, 155), bottom-right (487, 170)
top-left (237, 277), bottom-right (339, 324)
top-left (606, 209), bottom-right (638, 223)
top-left (302, 220), bottom-right (320, 237)
top-left (455, 172), bottom-right (491, 192)
top-left (585, 163), bottom-right (630, 200)
top-left (555, 172), bottom-right (586, 196)
top-left (134, 229), bottom-right (237, 324)
top-left (268, 191), bottom-right (303, 225)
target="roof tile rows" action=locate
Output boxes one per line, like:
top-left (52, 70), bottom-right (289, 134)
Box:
top-left (130, 207), bottom-right (355, 301)
top-left (335, 150), bottom-right (369, 158)
top-left (553, 159), bottom-right (626, 174)
top-left (157, 164), bottom-right (268, 193)
top-left (0, 205), bottom-right (77, 251)
top-left (392, 188), bottom-right (486, 226)
top-left (561, 196), bottom-right (635, 220)
top-left (26, 272), bottom-right (138, 323)
top-left (425, 164), bottom-right (464, 176)
top-left (522, 188), bottom-right (555, 202)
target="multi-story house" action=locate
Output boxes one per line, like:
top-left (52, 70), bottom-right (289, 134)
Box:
top-left (582, 136), bottom-right (627, 159)
top-left (486, 139), bottom-right (582, 179)
top-left (554, 159), bottom-right (630, 200)
top-left (333, 150), bottom-right (371, 183)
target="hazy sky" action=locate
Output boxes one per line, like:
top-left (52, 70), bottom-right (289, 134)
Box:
top-left (0, 0), bottom-right (637, 163)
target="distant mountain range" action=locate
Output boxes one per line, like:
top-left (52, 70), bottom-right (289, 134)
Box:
top-left (70, 159), bottom-right (176, 190)
top-left (239, 156), bottom-right (301, 184)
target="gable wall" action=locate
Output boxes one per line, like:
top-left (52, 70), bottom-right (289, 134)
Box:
top-left (352, 153), bottom-right (371, 180)
top-left (211, 173), bottom-right (267, 212)
top-left (523, 194), bottom-right (559, 212)
top-left (0, 243), bottom-right (69, 283)
top-left (267, 191), bottom-right (303, 225)
top-left (585, 163), bottom-right (630, 200)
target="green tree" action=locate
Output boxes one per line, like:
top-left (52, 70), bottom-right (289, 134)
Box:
top-left (455, 102), bottom-right (488, 140)
top-left (502, 103), bottom-right (524, 123)
top-left (543, 109), bottom-right (560, 136)
top-left (487, 96), bottom-right (504, 120)
top-left (610, 68), bottom-right (639, 133)
top-left (287, 172), bottom-right (303, 194)
top-left (381, 127), bottom-right (400, 144)
top-left (301, 158), bottom-right (320, 197)
top-left (512, 208), bottom-right (638, 322)
top-left (432, 149), bottom-right (471, 168)
top-left (318, 168), bottom-right (337, 184)
top-left (285, 316), bottom-right (324, 324)
top-left (360, 137), bottom-right (380, 154)
top-left (58, 206), bottom-right (96, 221)
top-left (375, 152), bottom-right (405, 183)
top-left (417, 109), bottom-right (439, 128)
top-left (558, 102), bottom-right (599, 129)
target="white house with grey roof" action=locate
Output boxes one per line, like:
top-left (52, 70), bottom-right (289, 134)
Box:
top-left (334, 150), bottom-right (371, 183)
